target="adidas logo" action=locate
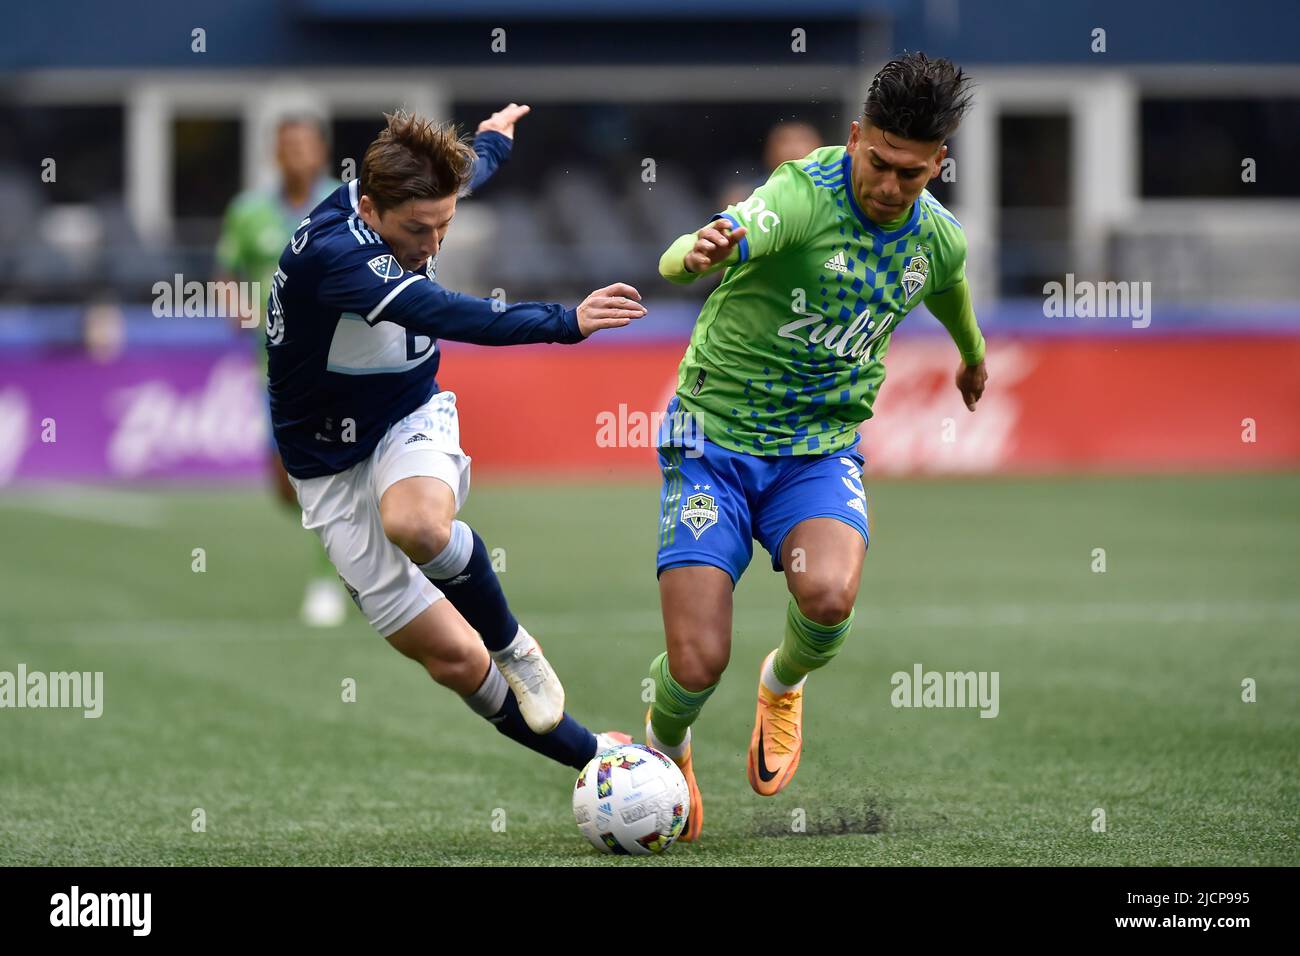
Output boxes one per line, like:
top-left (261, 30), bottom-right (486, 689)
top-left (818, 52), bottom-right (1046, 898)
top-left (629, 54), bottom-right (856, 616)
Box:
top-left (823, 250), bottom-right (850, 274)
top-left (404, 433), bottom-right (431, 445)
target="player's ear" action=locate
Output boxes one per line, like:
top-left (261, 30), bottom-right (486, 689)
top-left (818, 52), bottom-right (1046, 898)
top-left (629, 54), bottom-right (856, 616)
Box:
top-left (847, 120), bottom-right (861, 151)
top-left (931, 143), bottom-right (948, 180)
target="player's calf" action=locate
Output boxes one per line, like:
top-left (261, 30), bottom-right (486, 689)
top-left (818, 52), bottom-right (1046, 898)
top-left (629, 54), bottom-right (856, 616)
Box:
top-left (386, 598), bottom-right (493, 695)
top-left (382, 477), bottom-right (565, 732)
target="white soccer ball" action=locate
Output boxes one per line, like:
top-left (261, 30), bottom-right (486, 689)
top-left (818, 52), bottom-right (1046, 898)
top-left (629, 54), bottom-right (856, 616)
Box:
top-left (573, 743), bottom-right (690, 855)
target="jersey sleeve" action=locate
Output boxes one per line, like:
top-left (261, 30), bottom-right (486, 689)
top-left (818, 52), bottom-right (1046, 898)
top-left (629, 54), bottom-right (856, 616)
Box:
top-left (318, 245), bottom-right (582, 346)
top-left (928, 223), bottom-right (968, 294)
top-left (465, 130), bottom-right (512, 195)
top-left (712, 160), bottom-right (816, 263)
top-left (924, 275), bottom-right (985, 366)
top-left (659, 161), bottom-right (815, 282)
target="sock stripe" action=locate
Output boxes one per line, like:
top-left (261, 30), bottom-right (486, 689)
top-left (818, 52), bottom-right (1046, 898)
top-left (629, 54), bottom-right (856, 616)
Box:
top-left (420, 519), bottom-right (474, 580)
top-left (463, 662), bottom-right (508, 717)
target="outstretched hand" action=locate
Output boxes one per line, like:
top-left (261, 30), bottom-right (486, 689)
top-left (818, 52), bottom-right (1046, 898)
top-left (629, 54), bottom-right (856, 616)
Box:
top-left (477, 103), bottom-right (531, 140)
top-left (683, 219), bottom-right (747, 273)
top-left (577, 283), bottom-right (646, 337)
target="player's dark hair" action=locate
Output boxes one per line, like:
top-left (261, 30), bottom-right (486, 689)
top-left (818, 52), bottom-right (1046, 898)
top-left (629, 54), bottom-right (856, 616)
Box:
top-left (862, 52), bottom-right (973, 143)
top-left (360, 110), bottom-right (476, 213)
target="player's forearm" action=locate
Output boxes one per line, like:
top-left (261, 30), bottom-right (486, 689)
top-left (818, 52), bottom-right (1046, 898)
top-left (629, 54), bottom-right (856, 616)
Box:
top-left (925, 277), bottom-right (985, 366)
top-left (659, 231), bottom-right (737, 284)
top-left (421, 293), bottom-right (582, 346)
top-left (466, 130), bottom-right (512, 193)
top-left (658, 233), bottom-right (702, 284)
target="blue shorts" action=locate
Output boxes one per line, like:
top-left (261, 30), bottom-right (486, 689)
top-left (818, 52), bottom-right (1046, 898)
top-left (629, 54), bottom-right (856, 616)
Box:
top-left (655, 419), bottom-right (870, 586)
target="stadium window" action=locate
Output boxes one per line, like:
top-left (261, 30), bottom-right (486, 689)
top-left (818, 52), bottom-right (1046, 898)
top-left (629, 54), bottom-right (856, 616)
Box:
top-left (0, 105), bottom-right (124, 204)
top-left (997, 113), bottom-right (1072, 298)
top-left (171, 116), bottom-right (242, 242)
top-left (1140, 97), bottom-right (1300, 198)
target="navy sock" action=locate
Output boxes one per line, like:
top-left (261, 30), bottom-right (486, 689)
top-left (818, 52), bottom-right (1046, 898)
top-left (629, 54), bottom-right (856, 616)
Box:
top-left (422, 523), bottom-right (518, 652)
top-left (491, 696), bottom-right (597, 771)
top-left (465, 664), bottom-right (596, 770)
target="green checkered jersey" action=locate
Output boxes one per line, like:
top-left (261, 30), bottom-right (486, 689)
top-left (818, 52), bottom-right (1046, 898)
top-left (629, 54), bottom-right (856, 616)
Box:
top-left (216, 179), bottom-right (338, 362)
top-left (662, 145), bottom-right (976, 456)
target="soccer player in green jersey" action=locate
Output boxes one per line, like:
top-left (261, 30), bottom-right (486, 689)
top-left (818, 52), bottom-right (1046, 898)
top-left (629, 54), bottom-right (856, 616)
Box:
top-left (644, 53), bottom-right (987, 841)
top-left (215, 115), bottom-right (344, 626)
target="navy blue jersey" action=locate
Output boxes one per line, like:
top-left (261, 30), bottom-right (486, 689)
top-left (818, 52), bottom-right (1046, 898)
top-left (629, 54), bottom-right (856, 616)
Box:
top-left (267, 162), bottom-right (582, 479)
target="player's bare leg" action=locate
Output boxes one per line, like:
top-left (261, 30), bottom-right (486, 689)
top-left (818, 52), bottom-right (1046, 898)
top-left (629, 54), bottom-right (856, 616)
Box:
top-left (389, 598), bottom-right (625, 766)
top-left (386, 596), bottom-right (492, 695)
top-left (648, 564), bottom-right (733, 841)
top-left (748, 518), bottom-right (864, 795)
top-left (380, 475), bottom-right (565, 734)
top-left (271, 451), bottom-right (347, 628)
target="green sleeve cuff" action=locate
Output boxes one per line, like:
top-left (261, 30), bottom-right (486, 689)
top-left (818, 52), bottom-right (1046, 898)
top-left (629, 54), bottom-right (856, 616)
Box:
top-left (658, 230), bottom-right (739, 284)
top-left (658, 233), bottom-right (701, 284)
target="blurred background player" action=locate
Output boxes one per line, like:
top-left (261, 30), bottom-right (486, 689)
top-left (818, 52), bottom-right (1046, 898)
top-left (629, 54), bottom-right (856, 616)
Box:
top-left (644, 53), bottom-right (985, 840)
top-left (215, 115), bottom-right (343, 625)
top-left (717, 120), bottom-right (824, 211)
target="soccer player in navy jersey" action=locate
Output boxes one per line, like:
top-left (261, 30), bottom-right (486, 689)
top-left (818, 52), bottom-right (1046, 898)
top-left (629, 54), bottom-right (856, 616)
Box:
top-left (267, 108), bottom-right (645, 769)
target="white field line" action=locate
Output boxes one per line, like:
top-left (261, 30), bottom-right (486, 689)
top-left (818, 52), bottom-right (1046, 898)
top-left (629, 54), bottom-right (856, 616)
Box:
top-left (0, 486), bottom-right (165, 529)
top-left (20, 599), bottom-right (1300, 644)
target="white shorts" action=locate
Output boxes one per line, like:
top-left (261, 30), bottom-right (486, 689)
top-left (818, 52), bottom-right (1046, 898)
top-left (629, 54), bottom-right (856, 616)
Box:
top-left (289, 390), bottom-right (472, 637)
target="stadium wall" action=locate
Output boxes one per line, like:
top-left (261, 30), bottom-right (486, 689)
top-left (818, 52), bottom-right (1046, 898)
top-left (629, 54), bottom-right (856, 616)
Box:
top-left (3, 330), bottom-right (1297, 485)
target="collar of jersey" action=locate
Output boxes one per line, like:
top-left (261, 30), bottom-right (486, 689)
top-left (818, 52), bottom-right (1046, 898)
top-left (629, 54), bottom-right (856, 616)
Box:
top-left (841, 154), bottom-right (920, 241)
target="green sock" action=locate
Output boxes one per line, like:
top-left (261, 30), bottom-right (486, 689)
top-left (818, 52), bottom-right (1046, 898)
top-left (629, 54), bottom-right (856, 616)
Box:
top-left (647, 652), bottom-right (716, 747)
top-left (772, 598), bottom-right (854, 686)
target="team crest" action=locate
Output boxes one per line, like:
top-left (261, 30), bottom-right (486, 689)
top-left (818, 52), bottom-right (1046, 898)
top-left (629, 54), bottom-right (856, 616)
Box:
top-left (681, 492), bottom-right (718, 539)
top-left (901, 250), bottom-right (930, 302)
top-left (367, 254), bottom-right (403, 282)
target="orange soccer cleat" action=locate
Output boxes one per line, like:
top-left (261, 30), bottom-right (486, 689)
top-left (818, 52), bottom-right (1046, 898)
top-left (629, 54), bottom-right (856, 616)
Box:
top-left (747, 651), bottom-right (805, 796)
top-left (645, 709), bottom-right (703, 842)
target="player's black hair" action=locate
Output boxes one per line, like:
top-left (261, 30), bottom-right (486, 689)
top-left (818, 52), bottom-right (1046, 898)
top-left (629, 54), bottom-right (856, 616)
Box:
top-left (863, 51), bottom-right (973, 143)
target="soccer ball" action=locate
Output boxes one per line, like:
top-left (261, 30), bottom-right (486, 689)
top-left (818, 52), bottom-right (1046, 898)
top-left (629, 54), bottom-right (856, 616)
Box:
top-left (573, 744), bottom-right (690, 855)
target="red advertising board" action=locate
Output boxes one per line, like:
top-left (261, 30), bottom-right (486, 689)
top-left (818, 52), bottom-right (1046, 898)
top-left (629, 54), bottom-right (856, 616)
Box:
top-left (438, 335), bottom-right (1300, 477)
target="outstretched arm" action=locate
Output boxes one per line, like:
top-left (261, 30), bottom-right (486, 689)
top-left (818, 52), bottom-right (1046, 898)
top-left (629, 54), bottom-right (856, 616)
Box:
top-left (465, 103), bottom-right (531, 194)
top-left (659, 219), bottom-right (748, 284)
top-left (925, 276), bottom-right (987, 410)
top-left (346, 273), bottom-right (645, 347)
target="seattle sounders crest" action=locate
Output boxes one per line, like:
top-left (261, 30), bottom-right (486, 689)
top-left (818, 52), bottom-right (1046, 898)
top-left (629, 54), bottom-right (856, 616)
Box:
top-left (681, 491), bottom-right (718, 539)
top-left (901, 247), bottom-right (930, 303)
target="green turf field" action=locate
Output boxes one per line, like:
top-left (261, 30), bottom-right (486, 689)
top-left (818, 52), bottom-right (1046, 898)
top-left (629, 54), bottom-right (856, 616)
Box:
top-left (1, 474), bottom-right (1297, 866)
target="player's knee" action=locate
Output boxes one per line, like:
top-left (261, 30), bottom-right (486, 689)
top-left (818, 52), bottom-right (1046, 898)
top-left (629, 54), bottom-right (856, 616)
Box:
top-left (794, 579), bottom-right (857, 626)
top-left (383, 509), bottom-right (453, 565)
top-left (672, 642), bottom-right (730, 692)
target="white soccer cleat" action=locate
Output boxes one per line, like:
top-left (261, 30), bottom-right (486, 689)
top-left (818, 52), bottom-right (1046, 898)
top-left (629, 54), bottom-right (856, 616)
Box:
top-left (490, 627), bottom-right (565, 734)
top-left (300, 577), bottom-right (347, 628)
